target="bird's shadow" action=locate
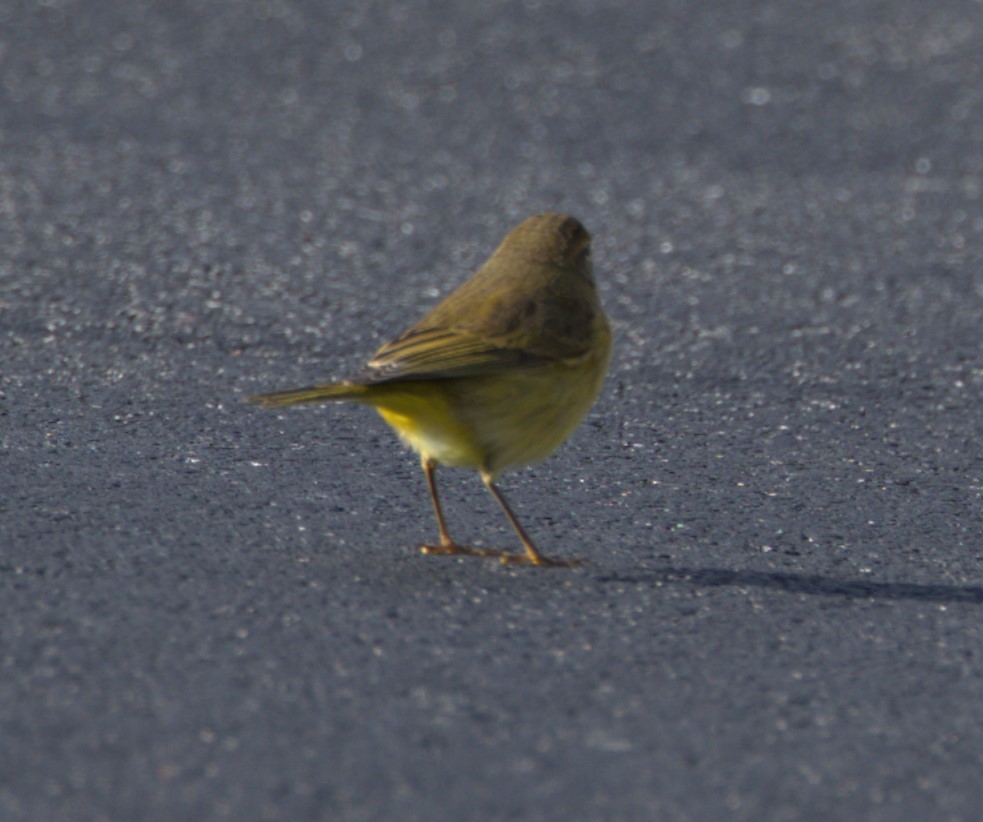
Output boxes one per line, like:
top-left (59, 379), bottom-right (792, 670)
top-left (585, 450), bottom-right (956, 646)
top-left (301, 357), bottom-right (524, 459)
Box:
top-left (596, 566), bottom-right (983, 605)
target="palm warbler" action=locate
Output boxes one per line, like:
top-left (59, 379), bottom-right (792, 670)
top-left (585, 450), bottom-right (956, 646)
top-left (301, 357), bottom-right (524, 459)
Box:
top-left (248, 212), bottom-right (612, 567)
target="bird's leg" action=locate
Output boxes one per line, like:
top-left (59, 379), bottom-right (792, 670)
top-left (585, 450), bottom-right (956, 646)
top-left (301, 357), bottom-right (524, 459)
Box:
top-left (420, 456), bottom-right (456, 551)
top-left (481, 473), bottom-right (585, 568)
top-left (418, 459), bottom-right (578, 566)
top-left (418, 457), bottom-right (498, 558)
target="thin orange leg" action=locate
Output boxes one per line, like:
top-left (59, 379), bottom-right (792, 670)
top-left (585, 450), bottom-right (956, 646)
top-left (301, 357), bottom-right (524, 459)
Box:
top-left (421, 456), bottom-right (455, 548)
top-left (480, 472), bottom-right (584, 568)
top-left (419, 457), bottom-right (491, 558)
top-left (416, 459), bottom-right (582, 568)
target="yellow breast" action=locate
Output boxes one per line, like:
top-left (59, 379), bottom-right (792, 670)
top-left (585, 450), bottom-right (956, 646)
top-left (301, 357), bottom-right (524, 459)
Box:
top-left (372, 384), bottom-right (486, 469)
top-left (365, 312), bottom-right (611, 479)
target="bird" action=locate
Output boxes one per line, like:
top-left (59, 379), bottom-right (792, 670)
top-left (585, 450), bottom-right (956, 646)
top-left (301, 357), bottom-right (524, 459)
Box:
top-left (248, 212), bottom-right (612, 567)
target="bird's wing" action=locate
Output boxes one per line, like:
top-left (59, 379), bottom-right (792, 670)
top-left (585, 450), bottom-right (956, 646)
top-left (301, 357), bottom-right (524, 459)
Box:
top-left (358, 326), bottom-right (549, 383)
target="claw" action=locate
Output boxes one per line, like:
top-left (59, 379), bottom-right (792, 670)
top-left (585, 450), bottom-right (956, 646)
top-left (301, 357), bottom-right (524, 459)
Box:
top-left (419, 543), bottom-right (584, 568)
top-left (498, 553), bottom-right (586, 568)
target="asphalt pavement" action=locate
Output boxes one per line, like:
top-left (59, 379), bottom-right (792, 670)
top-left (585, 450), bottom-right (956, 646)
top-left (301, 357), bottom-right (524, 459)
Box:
top-left (2, 1), bottom-right (982, 820)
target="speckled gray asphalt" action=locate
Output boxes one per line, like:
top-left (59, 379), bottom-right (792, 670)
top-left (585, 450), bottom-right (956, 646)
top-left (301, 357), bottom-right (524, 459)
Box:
top-left (2, 2), bottom-right (982, 820)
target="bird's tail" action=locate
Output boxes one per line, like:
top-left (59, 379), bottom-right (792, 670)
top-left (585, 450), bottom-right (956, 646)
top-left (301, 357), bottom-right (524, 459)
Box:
top-left (246, 381), bottom-right (369, 408)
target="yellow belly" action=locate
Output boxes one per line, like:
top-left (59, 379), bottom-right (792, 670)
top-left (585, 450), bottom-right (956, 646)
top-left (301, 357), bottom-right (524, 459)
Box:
top-left (450, 359), bottom-right (607, 477)
top-left (365, 332), bottom-right (610, 480)
top-left (373, 386), bottom-right (485, 469)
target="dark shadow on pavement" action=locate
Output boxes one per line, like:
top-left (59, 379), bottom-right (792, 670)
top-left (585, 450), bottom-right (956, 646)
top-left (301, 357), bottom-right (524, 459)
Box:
top-left (597, 566), bottom-right (983, 605)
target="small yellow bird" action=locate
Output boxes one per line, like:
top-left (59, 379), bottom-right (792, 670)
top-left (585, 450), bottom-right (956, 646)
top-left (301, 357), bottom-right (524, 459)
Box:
top-left (248, 212), bottom-right (612, 567)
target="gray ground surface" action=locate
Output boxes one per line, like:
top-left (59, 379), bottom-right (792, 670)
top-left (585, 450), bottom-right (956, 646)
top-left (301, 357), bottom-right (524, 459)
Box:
top-left (2, 1), bottom-right (982, 819)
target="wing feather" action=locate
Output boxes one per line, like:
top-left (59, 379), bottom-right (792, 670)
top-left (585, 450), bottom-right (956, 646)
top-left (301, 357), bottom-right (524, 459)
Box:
top-left (359, 327), bottom-right (546, 383)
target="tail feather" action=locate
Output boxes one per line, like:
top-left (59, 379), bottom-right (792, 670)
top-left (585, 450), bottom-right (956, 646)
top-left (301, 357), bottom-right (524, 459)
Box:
top-left (247, 382), bottom-right (367, 408)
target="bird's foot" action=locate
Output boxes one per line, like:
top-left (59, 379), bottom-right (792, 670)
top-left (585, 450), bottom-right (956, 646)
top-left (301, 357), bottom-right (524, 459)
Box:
top-left (500, 553), bottom-right (586, 568)
top-left (419, 542), bottom-right (509, 559)
top-left (419, 543), bottom-right (584, 568)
